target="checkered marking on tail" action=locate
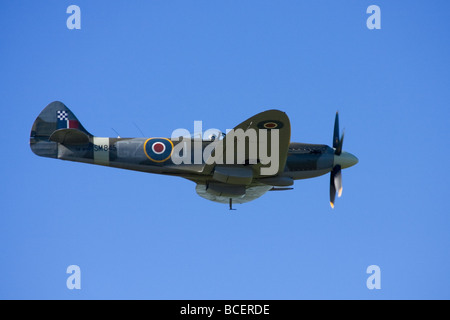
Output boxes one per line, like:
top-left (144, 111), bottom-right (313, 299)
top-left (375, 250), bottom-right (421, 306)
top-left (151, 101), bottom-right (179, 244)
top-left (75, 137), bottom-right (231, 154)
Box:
top-left (57, 110), bottom-right (79, 129)
top-left (57, 110), bottom-right (68, 121)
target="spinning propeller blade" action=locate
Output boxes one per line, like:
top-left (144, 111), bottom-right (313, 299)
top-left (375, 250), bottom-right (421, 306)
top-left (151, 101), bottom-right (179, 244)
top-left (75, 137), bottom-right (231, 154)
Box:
top-left (330, 112), bottom-right (349, 208)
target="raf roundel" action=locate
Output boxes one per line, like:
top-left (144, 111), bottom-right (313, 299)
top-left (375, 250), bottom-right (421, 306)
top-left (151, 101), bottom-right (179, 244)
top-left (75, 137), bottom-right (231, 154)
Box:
top-left (152, 142), bottom-right (166, 154)
top-left (144, 138), bottom-right (173, 162)
top-left (257, 120), bottom-right (284, 130)
top-left (263, 122), bottom-right (278, 129)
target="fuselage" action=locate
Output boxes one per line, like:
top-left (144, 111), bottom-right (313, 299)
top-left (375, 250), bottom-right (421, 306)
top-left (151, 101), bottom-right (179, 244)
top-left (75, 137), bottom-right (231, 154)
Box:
top-left (43, 136), bottom-right (356, 184)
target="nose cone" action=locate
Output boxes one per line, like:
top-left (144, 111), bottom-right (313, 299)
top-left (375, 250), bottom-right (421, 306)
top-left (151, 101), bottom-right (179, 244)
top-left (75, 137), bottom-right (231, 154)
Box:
top-left (334, 151), bottom-right (358, 169)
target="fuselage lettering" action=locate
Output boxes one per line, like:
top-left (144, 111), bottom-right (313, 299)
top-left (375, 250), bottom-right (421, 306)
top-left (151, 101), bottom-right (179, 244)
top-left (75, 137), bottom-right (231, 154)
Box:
top-left (94, 144), bottom-right (116, 152)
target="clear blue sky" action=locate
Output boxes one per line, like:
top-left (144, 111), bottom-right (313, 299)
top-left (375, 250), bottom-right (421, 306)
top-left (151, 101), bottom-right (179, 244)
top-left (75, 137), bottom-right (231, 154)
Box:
top-left (1, 0), bottom-right (449, 299)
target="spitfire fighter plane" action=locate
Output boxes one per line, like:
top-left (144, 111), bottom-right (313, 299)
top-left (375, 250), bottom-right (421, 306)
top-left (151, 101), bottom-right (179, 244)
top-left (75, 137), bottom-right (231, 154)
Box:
top-left (30, 101), bottom-right (358, 209)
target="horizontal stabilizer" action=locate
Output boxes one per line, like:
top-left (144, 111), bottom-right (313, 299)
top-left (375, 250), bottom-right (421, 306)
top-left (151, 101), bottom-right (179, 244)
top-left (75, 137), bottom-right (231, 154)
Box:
top-left (49, 128), bottom-right (90, 145)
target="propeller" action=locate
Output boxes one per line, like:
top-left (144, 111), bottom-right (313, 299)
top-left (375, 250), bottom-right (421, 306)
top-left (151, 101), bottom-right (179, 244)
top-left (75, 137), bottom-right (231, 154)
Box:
top-left (330, 112), bottom-right (344, 208)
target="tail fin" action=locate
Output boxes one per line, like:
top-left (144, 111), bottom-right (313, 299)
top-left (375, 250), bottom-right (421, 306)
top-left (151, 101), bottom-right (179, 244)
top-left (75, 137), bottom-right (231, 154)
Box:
top-left (30, 101), bottom-right (92, 158)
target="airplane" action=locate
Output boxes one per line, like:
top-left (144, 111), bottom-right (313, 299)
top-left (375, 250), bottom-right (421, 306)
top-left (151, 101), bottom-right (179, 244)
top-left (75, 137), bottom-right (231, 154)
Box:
top-left (30, 101), bottom-right (358, 209)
